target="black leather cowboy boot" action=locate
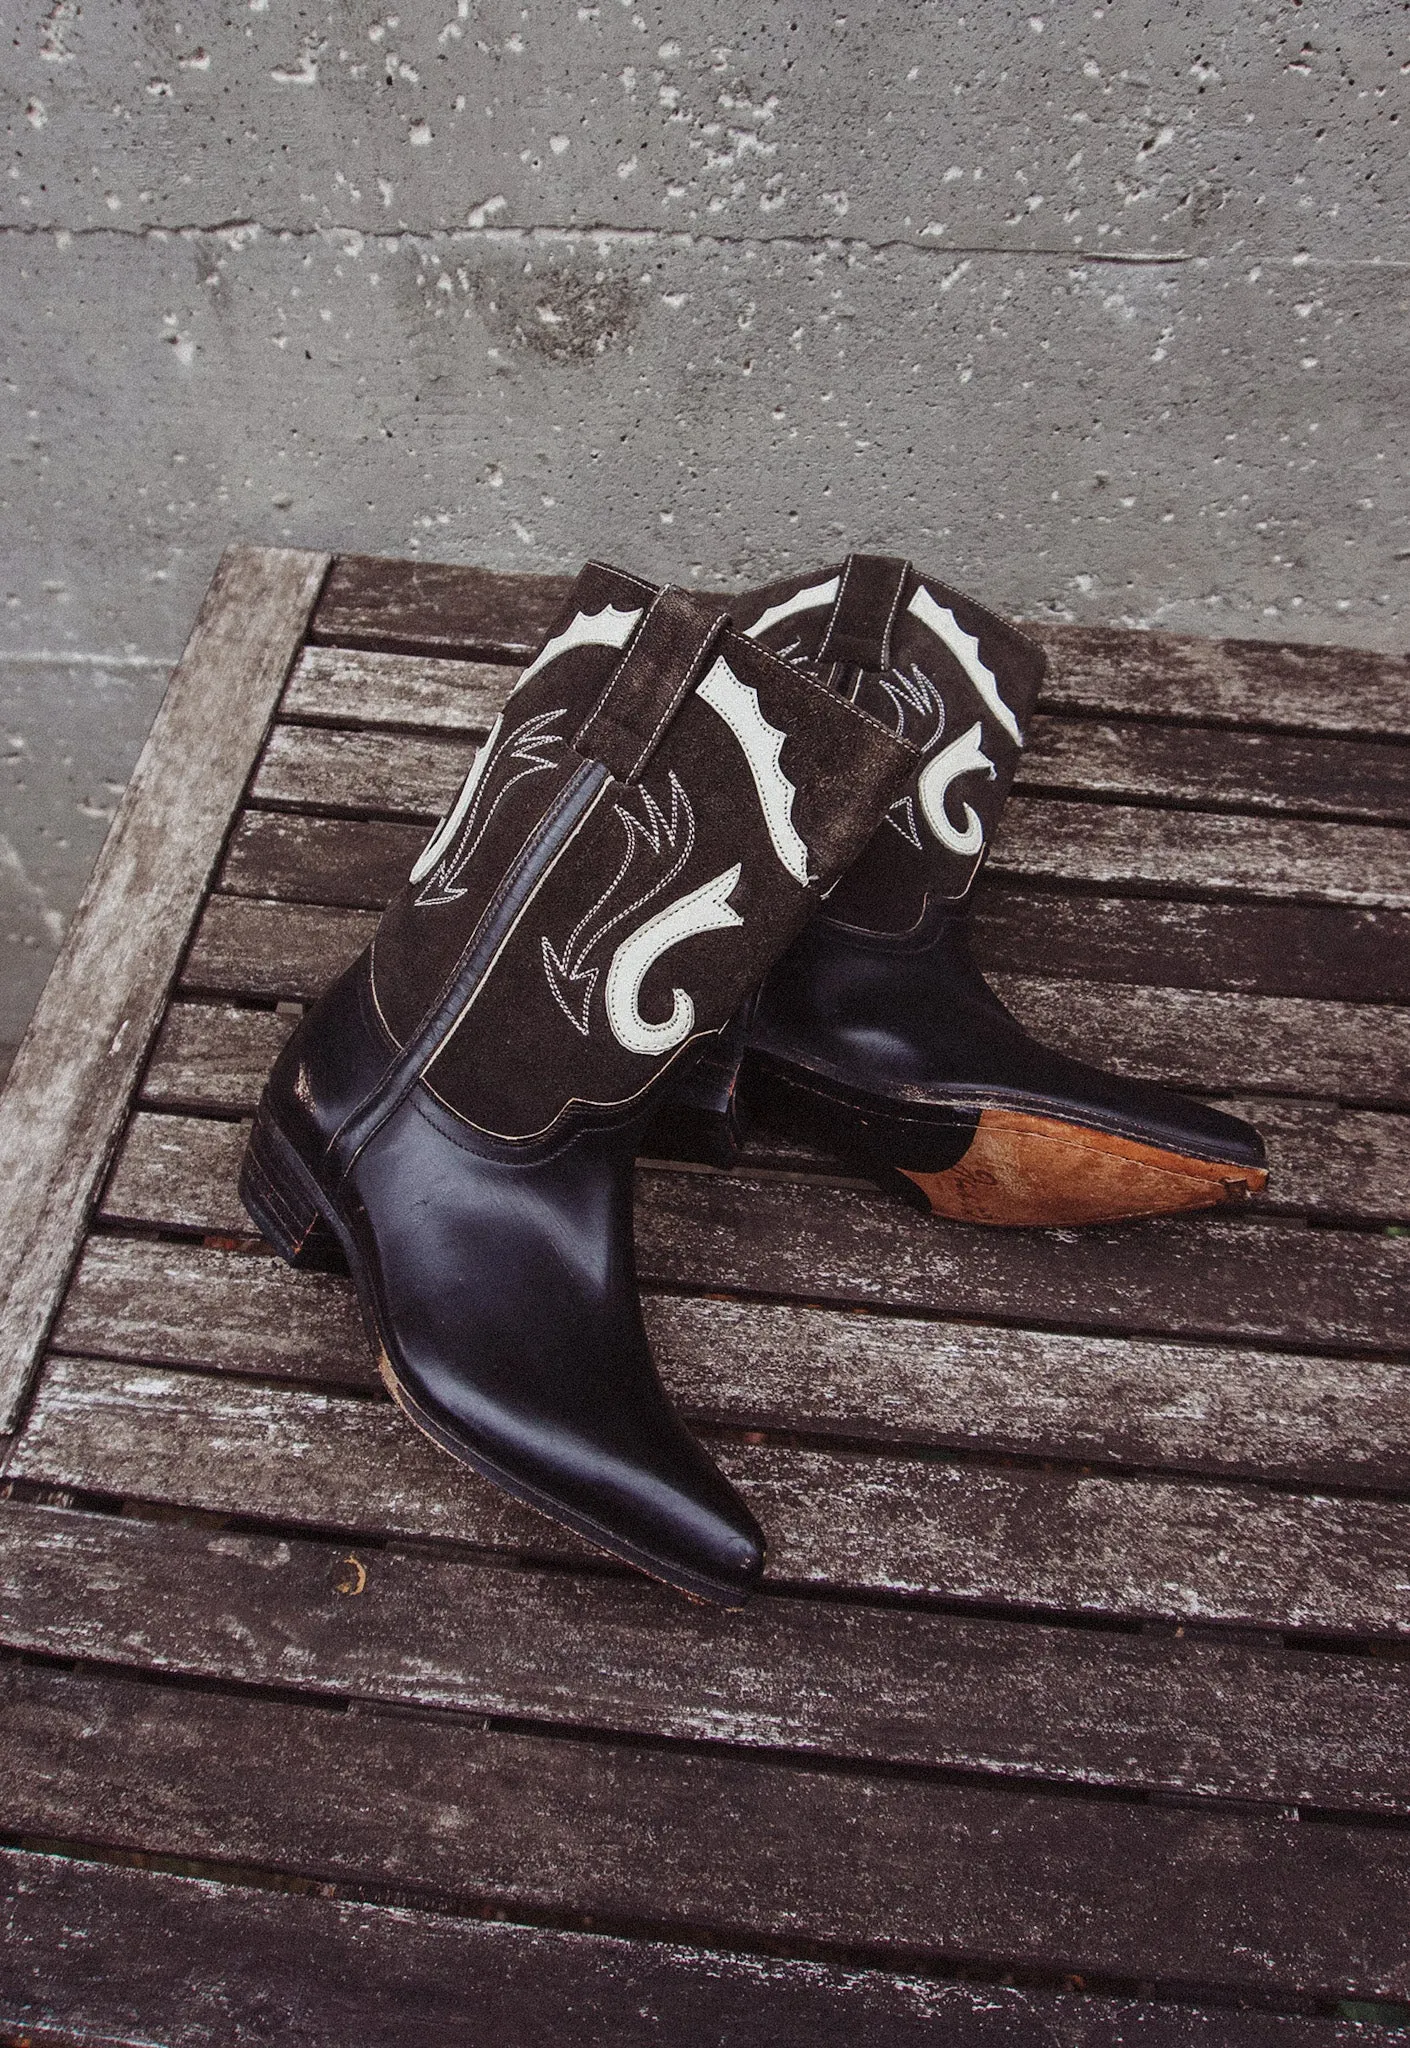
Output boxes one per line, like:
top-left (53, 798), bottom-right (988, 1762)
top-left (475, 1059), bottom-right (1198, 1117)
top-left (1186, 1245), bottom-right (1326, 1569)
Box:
top-left (650, 554), bottom-right (1267, 1227)
top-left (239, 563), bottom-right (915, 1604)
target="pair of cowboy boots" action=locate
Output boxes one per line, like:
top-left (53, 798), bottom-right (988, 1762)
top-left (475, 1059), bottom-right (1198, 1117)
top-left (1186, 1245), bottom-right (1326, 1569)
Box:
top-left (241, 556), bottom-right (1266, 1609)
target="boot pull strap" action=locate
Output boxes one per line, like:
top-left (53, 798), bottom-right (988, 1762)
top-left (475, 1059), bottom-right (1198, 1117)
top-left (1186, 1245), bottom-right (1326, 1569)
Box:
top-left (574, 586), bottom-right (730, 783)
top-left (818, 553), bottom-right (912, 672)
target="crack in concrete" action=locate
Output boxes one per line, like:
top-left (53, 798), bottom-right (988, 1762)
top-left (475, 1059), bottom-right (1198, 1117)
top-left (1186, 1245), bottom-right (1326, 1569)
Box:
top-left (2, 216), bottom-right (1405, 271)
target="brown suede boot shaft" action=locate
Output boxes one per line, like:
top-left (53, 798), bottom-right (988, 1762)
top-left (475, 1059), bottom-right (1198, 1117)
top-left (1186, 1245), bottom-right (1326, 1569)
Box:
top-left (728, 555), bottom-right (1047, 931)
top-left (370, 560), bottom-right (918, 1141)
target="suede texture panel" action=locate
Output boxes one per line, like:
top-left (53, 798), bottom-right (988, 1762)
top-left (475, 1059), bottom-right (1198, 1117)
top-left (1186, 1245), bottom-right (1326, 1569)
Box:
top-left (421, 627), bottom-right (916, 1140)
top-left (733, 557), bottom-right (1047, 932)
top-left (370, 562), bottom-right (658, 1046)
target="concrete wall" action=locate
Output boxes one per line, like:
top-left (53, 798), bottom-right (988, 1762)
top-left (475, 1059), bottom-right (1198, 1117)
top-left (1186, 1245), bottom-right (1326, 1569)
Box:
top-left (2, 1), bottom-right (1407, 1062)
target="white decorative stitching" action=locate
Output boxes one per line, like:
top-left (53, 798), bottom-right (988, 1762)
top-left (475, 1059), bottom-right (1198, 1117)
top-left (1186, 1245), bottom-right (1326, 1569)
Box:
top-left (541, 772), bottom-right (696, 1034)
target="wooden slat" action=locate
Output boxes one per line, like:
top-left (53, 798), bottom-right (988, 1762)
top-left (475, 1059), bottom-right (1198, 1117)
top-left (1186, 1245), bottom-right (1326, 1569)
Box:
top-left (313, 553), bottom-right (572, 660)
top-left (140, 1001), bottom-right (297, 1115)
top-left (8, 1501), bottom-right (1410, 1813)
top-left (634, 1169), bottom-right (1410, 1354)
top-left (183, 896), bottom-right (379, 1001)
top-left (19, 1850), bottom-right (1333, 2048)
top-left (243, 723), bottom-right (1410, 906)
top-left (97, 1113), bottom-right (1410, 1354)
top-left (48, 1236), bottom-right (1410, 1485)
top-left (282, 648), bottom-right (1410, 825)
top-left (990, 796), bottom-right (1410, 909)
top-left (1019, 714), bottom-right (1410, 825)
top-left (1035, 621), bottom-right (1410, 741)
top-left (283, 643), bottom-right (514, 730)
top-left (0, 545), bottom-right (329, 1433)
top-left (252, 722), bottom-right (476, 817)
top-left (219, 810), bottom-right (423, 907)
top-left (975, 884), bottom-right (1410, 1005)
top-left (6, 1660), bottom-right (1410, 1996)
top-left (988, 977), bottom-right (1410, 1108)
top-left (1216, 1097), bottom-right (1410, 1222)
top-left (14, 1358), bottom-right (1410, 1634)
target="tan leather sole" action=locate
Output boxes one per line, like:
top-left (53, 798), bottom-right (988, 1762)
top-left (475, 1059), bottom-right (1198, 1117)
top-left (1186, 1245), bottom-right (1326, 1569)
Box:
top-left (901, 1107), bottom-right (1269, 1227)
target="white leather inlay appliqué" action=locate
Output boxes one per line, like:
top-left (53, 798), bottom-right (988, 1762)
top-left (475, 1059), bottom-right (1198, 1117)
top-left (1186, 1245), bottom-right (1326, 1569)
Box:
top-left (604, 864), bottom-right (743, 1057)
top-left (409, 714), bottom-right (503, 884)
top-left (513, 602), bottom-right (643, 692)
top-left (907, 585), bottom-right (1022, 746)
top-left (743, 576), bottom-right (840, 642)
top-left (918, 719), bottom-right (996, 855)
top-left (696, 656), bottom-right (811, 885)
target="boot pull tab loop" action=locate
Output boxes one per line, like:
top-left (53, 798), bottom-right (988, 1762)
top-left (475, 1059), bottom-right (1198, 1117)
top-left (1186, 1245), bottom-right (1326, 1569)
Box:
top-left (575, 586), bottom-right (731, 783)
top-left (818, 553), bottom-right (912, 673)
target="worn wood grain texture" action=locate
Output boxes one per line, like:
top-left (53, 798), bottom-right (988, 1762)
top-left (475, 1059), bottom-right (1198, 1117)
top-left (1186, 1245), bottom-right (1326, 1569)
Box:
top-left (97, 1114), bottom-right (1410, 1353)
top-left (284, 642), bottom-right (513, 731)
top-left (986, 979), bottom-right (1410, 1107)
top-left (280, 647), bottom-right (1410, 825)
top-left (50, 1236), bottom-right (1410, 1487)
top-left (193, 866), bottom-right (1410, 1010)
top-left (21, 1853), bottom-right (1360, 2048)
top-left (14, 1359), bottom-right (1410, 1634)
top-left (130, 1002), bottom-right (1410, 1212)
top-left (0, 546), bottom-right (329, 1433)
top-left (251, 721), bottom-right (476, 818)
top-left (242, 721), bottom-right (1410, 906)
top-left (139, 1002), bottom-right (298, 1115)
top-left (1034, 623), bottom-right (1410, 741)
top-left (8, 1501), bottom-right (1410, 1813)
top-left (312, 553), bottom-right (572, 660)
top-left (1018, 715), bottom-right (1410, 826)
top-left (990, 797), bottom-right (1410, 910)
top-left (973, 885), bottom-right (1410, 1006)
top-left (6, 1662), bottom-right (1410, 1998)
top-left (217, 809), bottom-right (425, 906)
top-left (182, 896), bottom-right (378, 1001)
top-left (634, 1169), bottom-right (1410, 1355)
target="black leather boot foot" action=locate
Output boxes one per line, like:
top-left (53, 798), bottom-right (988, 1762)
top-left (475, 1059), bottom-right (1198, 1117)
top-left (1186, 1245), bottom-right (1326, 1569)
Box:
top-left (242, 564), bottom-right (916, 1601)
top-left (654, 554), bottom-right (1269, 1227)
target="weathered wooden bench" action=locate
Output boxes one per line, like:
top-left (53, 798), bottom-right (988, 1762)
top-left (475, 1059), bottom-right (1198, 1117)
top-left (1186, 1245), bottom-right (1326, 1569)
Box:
top-left (2, 545), bottom-right (1408, 2044)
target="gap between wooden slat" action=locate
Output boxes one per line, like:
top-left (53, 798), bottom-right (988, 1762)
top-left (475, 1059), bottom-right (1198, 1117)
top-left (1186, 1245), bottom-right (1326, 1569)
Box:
top-left (44, 1235), bottom-right (1410, 1487)
top-left (9, 1357), bottom-right (1410, 1638)
top-left (6, 1499), bottom-right (1410, 1815)
top-left (5, 1655), bottom-right (1410, 1998)
top-left (15, 1845), bottom-right (1295, 2048)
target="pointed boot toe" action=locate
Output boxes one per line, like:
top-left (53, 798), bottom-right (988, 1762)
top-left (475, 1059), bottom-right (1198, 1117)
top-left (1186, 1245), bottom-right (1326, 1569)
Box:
top-left (242, 563), bottom-right (914, 1601)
